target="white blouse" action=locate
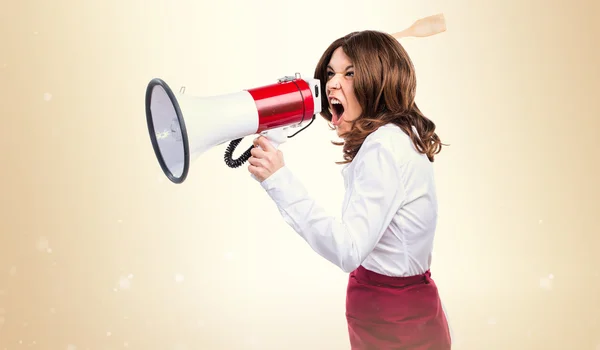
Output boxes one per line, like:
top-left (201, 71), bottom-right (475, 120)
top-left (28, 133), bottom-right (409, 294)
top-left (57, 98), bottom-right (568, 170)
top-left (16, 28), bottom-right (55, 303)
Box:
top-left (259, 123), bottom-right (439, 277)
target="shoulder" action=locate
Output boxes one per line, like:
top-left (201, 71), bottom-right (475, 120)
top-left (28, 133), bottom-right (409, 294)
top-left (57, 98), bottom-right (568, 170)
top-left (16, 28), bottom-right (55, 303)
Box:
top-left (343, 125), bottom-right (408, 182)
top-left (356, 123), bottom-right (414, 163)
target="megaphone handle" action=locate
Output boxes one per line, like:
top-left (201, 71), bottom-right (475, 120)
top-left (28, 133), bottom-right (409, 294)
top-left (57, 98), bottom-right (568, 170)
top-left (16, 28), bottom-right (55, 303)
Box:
top-left (250, 127), bottom-right (288, 182)
top-left (262, 138), bottom-right (280, 149)
top-left (254, 136), bottom-right (280, 150)
top-left (260, 127), bottom-right (288, 148)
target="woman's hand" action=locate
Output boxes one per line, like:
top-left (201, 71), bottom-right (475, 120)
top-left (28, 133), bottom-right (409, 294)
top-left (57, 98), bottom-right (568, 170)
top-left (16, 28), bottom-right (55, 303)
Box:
top-left (248, 136), bottom-right (285, 182)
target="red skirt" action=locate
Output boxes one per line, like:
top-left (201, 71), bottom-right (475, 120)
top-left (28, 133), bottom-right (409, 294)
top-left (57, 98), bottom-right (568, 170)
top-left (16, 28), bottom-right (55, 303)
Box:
top-left (345, 266), bottom-right (451, 350)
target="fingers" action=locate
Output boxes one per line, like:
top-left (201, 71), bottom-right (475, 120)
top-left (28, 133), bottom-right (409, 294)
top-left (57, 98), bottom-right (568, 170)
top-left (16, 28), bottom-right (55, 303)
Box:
top-left (248, 135), bottom-right (283, 182)
top-left (247, 163), bottom-right (268, 181)
top-left (251, 141), bottom-right (279, 164)
top-left (254, 135), bottom-right (275, 152)
top-left (247, 155), bottom-right (267, 168)
top-left (247, 164), bottom-right (261, 176)
top-left (250, 146), bottom-right (267, 159)
top-left (252, 136), bottom-right (263, 148)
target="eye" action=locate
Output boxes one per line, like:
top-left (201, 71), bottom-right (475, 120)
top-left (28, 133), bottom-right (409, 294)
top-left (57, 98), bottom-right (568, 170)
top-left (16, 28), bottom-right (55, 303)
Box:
top-left (326, 71), bottom-right (334, 79)
top-left (346, 71), bottom-right (354, 77)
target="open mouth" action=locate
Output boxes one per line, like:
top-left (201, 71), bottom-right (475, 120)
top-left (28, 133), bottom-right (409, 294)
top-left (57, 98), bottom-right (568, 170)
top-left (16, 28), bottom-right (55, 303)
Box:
top-left (330, 97), bottom-right (345, 124)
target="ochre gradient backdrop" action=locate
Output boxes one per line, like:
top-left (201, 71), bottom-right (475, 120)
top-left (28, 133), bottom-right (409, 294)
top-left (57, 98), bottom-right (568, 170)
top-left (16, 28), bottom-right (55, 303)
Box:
top-left (1, 0), bottom-right (599, 349)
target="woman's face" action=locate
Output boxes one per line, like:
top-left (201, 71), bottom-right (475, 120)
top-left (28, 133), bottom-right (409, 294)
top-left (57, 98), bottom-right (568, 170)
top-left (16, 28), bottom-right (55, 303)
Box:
top-left (326, 47), bottom-right (362, 137)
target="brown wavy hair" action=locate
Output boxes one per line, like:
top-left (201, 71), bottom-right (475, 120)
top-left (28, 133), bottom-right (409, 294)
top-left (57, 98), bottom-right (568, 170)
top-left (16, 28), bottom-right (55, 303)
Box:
top-left (313, 30), bottom-right (446, 164)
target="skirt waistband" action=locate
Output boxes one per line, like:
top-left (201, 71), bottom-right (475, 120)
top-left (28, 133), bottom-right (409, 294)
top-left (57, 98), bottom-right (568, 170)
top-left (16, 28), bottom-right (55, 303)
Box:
top-left (352, 265), bottom-right (432, 288)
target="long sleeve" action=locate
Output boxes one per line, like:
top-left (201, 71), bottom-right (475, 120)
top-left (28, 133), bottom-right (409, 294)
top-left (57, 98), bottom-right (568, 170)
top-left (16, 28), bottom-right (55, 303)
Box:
top-left (259, 136), bottom-right (407, 273)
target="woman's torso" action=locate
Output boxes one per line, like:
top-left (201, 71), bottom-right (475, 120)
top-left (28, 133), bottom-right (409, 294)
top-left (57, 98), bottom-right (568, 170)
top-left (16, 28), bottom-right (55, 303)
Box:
top-left (341, 123), bottom-right (439, 277)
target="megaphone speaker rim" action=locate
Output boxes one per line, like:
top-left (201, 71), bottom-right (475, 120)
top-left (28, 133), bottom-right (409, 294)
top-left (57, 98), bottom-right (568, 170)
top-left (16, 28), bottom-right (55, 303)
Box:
top-left (145, 78), bottom-right (190, 184)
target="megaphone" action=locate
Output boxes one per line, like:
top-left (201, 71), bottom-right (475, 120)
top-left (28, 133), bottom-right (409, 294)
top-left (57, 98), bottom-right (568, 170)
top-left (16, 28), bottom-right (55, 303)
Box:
top-left (145, 72), bottom-right (322, 184)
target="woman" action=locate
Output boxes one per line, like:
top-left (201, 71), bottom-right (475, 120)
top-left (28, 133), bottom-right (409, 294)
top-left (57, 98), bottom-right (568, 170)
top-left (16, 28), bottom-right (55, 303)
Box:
top-left (248, 30), bottom-right (451, 350)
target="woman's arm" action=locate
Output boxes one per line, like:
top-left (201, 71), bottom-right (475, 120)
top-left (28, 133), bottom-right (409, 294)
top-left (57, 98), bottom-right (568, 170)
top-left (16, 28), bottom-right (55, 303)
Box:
top-left (259, 136), bottom-right (406, 273)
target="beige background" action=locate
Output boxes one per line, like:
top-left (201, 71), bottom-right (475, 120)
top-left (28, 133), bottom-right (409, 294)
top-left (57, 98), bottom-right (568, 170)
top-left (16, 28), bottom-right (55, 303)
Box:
top-left (1, 0), bottom-right (599, 349)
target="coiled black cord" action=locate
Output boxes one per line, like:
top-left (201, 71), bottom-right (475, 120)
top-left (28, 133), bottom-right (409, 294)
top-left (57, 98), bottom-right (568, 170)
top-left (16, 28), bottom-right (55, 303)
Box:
top-left (223, 115), bottom-right (316, 169)
top-left (224, 138), bottom-right (253, 168)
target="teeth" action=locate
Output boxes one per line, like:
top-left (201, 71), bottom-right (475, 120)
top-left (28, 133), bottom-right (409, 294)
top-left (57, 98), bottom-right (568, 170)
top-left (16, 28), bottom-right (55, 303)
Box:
top-left (331, 98), bottom-right (341, 104)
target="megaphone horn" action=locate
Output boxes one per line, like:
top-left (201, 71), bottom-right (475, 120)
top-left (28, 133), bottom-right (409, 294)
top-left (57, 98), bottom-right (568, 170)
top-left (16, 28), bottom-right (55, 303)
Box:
top-left (145, 73), bottom-right (322, 184)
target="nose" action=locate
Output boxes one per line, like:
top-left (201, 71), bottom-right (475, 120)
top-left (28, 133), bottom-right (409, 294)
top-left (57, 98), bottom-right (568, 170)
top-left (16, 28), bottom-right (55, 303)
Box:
top-left (327, 76), bottom-right (341, 94)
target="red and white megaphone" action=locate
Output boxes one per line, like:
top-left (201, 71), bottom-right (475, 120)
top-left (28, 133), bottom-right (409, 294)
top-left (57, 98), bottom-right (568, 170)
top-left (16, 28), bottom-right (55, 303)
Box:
top-left (145, 73), bottom-right (322, 184)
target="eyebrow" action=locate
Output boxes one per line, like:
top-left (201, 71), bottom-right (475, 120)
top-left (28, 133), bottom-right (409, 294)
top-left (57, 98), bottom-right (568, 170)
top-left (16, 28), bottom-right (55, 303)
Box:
top-left (327, 65), bottom-right (354, 71)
